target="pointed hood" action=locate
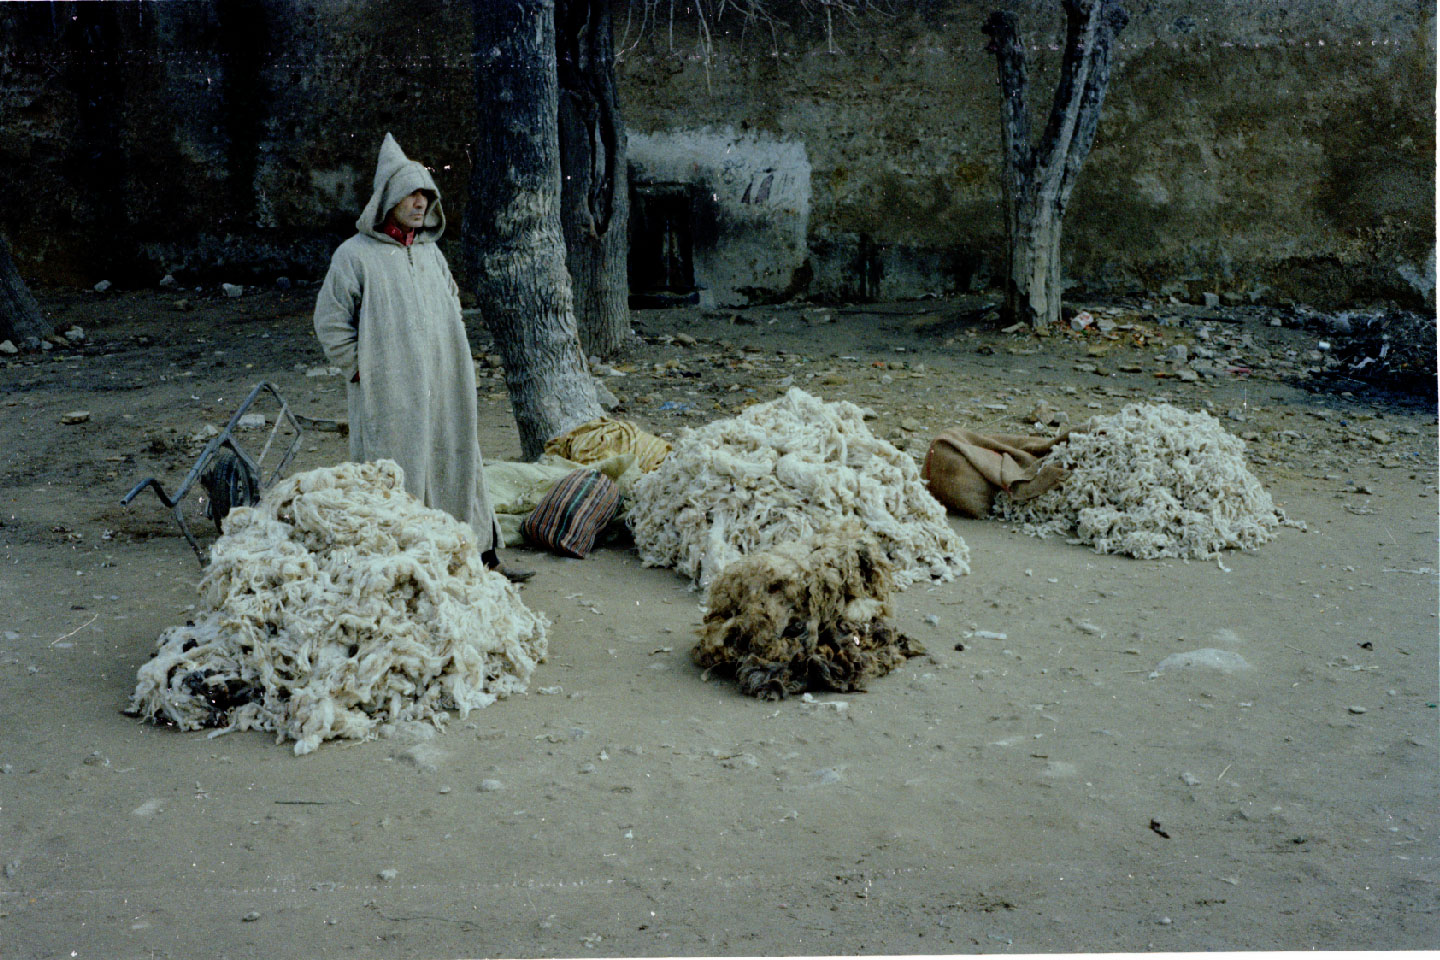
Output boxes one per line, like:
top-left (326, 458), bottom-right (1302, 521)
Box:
top-left (356, 132), bottom-right (445, 243)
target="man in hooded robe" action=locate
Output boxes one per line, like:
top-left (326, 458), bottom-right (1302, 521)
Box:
top-left (314, 133), bottom-right (532, 581)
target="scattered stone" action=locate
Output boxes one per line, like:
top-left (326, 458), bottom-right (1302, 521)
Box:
top-left (1180, 771), bottom-right (1200, 786)
top-left (159, 273), bottom-right (177, 288)
top-left (275, 276), bottom-right (292, 291)
top-left (378, 868), bottom-right (398, 882)
top-left (478, 779), bottom-right (504, 792)
top-left (1369, 429), bottom-right (1392, 445)
top-left (593, 378), bottom-right (619, 411)
top-left (1203, 292), bottom-right (1221, 309)
top-left (242, 910), bottom-right (261, 922)
top-left (60, 411), bottom-right (91, 425)
top-left (3, 860), bottom-right (17, 879)
top-left (173, 298), bottom-right (193, 312)
top-left (236, 413), bottom-right (267, 429)
top-left (0, 340), bottom-right (16, 355)
top-left (923, 614), bottom-right (940, 627)
top-left (673, 333), bottom-right (698, 348)
top-left (1166, 345), bottom-right (1189, 363)
top-left (40, 340), bottom-right (53, 352)
top-left (93, 279), bottom-right (112, 293)
top-left (1347, 705), bottom-right (1367, 715)
top-left (222, 283), bottom-right (244, 298)
top-left (1095, 316), bottom-right (1117, 333)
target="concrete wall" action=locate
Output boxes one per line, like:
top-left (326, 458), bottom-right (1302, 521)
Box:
top-left (0, 0), bottom-right (1432, 311)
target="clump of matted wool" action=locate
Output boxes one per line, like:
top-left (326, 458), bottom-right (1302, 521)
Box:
top-left (627, 388), bottom-right (968, 588)
top-left (994, 402), bottom-right (1303, 560)
top-left (126, 460), bottom-right (549, 755)
top-left (694, 522), bottom-right (924, 700)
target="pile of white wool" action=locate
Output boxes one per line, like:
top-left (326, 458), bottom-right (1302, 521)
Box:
top-left (627, 388), bottom-right (968, 587)
top-left (994, 402), bottom-right (1302, 560)
top-left (127, 460), bottom-right (549, 754)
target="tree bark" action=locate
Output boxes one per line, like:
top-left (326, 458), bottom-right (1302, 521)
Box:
top-left (0, 235), bottom-right (49, 345)
top-left (465, 0), bottom-right (604, 461)
top-left (556, 0), bottom-right (632, 359)
top-left (983, 0), bottom-right (1129, 330)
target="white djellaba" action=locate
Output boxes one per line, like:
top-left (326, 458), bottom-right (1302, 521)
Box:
top-left (995, 402), bottom-right (1304, 561)
top-left (627, 388), bottom-right (969, 588)
top-left (126, 460), bottom-right (549, 755)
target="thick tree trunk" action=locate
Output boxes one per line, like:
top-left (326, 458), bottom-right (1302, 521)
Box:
top-left (0, 235), bottom-right (48, 345)
top-left (556, 0), bottom-right (632, 359)
top-left (466, 0), bottom-right (603, 461)
top-left (983, 0), bottom-right (1129, 330)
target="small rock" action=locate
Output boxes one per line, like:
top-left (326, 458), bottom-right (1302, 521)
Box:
top-left (378, 868), bottom-right (398, 882)
top-left (1177, 368), bottom-right (1200, 382)
top-left (64, 326), bottom-right (85, 342)
top-left (1369, 429), bottom-right (1392, 444)
top-left (1095, 316), bottom-right (1117, 333)
top-left (159, 273), bottom-right (177, 288)
top-left (61, 410), bottom-right (91, 425)
top-left (593, 378), bottom-right (619, 411)
top-left (236, 413), bottom-right (266, 429)
top-left (578, 762), bottom-right (597, 774)
top-left (275, 276), bottom-right (292, 291)
top-left (3, 860), bottom-right (18, 879)
top-left (1166, 344), bottom-right (1189, 363)
top-left (0, 340), bottom-right (17, 355)
top-left (40, 339), bottom-right (52, 351)
top-left (93, 279), bottom-right (112, 293)
top-left (1180, 772), bottom-right (1200, 786)
top-left (173, 298), bottom-right (193, 312)
top-left (4, 630), bottom-right (20, 641)
top-left (900, 417), bottom-right (922, 433)
top-left (1203, 292), bottom-right (1221, 309)
top-left (478, 779), bottom-right (504, 792)
top-left (923, 614), bottom-right (940, 627)
top-left (241, 910), bottom-right (261, 922)
top-left (1347, 705), bottom-right (1367, 715)
top-left (673, 332), bottom-right (697, 348)
top-left (222, 283), bottom-right (244, 298)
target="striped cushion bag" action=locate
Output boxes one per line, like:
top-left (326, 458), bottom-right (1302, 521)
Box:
top-left (520, 468), bottom-right (621, 559)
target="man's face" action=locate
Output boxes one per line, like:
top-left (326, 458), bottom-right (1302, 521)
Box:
top-left (387, 190), bottom-right (429, 230)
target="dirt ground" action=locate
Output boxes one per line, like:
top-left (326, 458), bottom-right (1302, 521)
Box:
top-left (1, 285), bottom-right (1436, 958)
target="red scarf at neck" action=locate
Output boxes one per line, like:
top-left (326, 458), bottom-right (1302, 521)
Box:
top-left (383, 221), bottom-right (415, 246)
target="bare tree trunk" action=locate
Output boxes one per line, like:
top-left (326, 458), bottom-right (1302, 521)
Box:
top-left (983, 0), bottom-right (1129, 330)
top-left (0, 235), bottom-right (48, 345)
top-left (556, 0), bottom-right (632, 359)
top-left (466, 0), bottom-right (603, 460)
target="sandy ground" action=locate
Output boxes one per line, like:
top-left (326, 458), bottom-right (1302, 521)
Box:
top-left (1, 286), bottom-right (1437, 958)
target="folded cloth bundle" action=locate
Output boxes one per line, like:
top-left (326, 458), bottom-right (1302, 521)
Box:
top-left (922, 428), bottom-right (1070, 518)
top-left (544, 416), bottom-right (671, 473)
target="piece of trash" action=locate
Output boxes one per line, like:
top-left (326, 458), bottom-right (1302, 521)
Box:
top-left (1149, 648), bottom-right (1251, 678)
top-left (1070, 311), bottom-right (1094, 331)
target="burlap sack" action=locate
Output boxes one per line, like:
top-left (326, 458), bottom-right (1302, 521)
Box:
top-left (922, 428), bottom-right (1070, 518)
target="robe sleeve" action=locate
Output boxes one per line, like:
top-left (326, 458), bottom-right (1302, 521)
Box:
top-left (313, 249), bottom-right (363, 378)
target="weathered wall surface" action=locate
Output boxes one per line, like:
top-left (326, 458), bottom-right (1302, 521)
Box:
top-left (0, 0), bottom-right (1432, 311)
top-left (616, 0), bottom-right (1436, 308)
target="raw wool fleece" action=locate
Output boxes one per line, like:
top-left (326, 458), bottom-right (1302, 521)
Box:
top-left (994, 403), bottom-right (1302, 560)
top-left (627, 388), bottom-right (968, 588)
top-left (695, 523), bottom-right (924, 700)
top-left (126, 460), bottom-right (549, 755)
